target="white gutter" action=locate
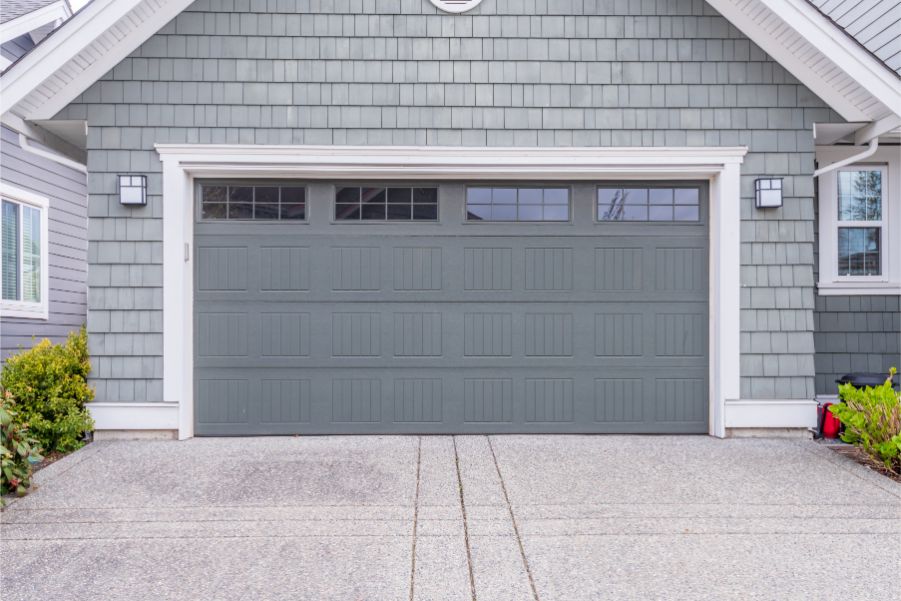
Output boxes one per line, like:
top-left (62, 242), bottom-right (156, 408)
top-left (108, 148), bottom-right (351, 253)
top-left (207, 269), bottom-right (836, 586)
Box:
top-left (813, 138), bottom-right (879, 179)
top-left (18, 132), bottom-right (87, 174)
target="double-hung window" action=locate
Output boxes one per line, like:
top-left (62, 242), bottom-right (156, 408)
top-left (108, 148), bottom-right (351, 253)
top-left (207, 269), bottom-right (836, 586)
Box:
top-left (816, 156), bottom-right (899, 295)
top-left (1, 185), bottom-right (49, 319)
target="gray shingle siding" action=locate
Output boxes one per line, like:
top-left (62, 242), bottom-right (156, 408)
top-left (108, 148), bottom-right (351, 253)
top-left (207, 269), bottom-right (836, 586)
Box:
top-left (0, 125), bottom-right (88, 359)
top-left (53, 0), bottom-right (839, 403)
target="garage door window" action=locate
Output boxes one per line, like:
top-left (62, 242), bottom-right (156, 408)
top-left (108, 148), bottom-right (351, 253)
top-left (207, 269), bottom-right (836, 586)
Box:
top-left (335, 187), bottom-right (438, 221)
top-left (466, 187), bottom-right (570, 221)
top-left (201, 184), bottom-right (306, 221)
top-left (597, 186), bottom-right (700, 222)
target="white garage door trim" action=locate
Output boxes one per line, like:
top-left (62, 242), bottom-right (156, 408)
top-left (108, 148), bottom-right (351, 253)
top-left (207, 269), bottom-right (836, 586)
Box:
top-left (155, 145), bottom-right (746, 440)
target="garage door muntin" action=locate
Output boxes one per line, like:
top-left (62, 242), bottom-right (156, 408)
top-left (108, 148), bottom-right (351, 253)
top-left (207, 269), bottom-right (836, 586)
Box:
top-left (194, 180), bottom-right (709, 435)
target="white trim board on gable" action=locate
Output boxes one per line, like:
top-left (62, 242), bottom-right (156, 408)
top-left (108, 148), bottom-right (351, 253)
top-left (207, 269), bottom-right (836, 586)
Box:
top-left (148, 144), bottom-right (748, 439)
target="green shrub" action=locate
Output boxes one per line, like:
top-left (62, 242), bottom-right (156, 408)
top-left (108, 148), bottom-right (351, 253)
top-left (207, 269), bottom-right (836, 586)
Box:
top-left (1, 390), bottom-right (43, 504)
top-left (830, 367), bottom-right (900, 475)
top-left (0, 328), bottom-right (94, 453)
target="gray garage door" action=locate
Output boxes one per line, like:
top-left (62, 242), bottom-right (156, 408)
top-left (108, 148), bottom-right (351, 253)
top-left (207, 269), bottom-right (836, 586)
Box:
top-left (194, 181), bottom-right (708, 435)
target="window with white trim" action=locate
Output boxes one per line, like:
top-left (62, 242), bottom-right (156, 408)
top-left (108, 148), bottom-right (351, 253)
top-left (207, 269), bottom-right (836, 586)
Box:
top-left (816, 154), bottom-right (900, 296)
top-left (1, 186), bottom-right (49, 319)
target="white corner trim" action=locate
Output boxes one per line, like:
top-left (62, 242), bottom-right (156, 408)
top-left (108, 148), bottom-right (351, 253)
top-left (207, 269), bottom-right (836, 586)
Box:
top-left (0, 0), bottom-right (70, 46)
top-left (724, 399), bottom-right (818, 429)
top-left (0, 182), bottom-right (50, 320)
top-left (157, 144), bottom-right (746, 440)
top-left (87, 402), bottom-right (179, 431)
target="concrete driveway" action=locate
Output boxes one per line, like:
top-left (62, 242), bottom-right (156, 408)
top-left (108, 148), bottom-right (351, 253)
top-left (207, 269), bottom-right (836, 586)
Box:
top-left (2, 436), bottom-right (899, 600)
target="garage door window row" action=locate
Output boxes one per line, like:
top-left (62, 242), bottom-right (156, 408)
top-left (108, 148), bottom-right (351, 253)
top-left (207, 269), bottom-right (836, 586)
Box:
top-left (597, 186), bottom-right (700, 222)
top-left (201, 184), bottom-right (306, 221)
top-left (335, 187), bottom-right (439, 221)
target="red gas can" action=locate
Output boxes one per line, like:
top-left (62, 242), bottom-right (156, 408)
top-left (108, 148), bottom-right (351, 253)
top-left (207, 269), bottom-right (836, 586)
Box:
top-left (817, 402), bottom-right (842, 439)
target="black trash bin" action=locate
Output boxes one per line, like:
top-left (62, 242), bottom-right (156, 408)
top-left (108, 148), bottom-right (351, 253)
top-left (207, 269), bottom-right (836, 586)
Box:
top-left (836, 372), bottom-right (899, 389)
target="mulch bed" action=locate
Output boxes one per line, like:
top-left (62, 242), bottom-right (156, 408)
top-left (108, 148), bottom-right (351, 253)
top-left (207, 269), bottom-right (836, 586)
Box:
top-left (829, 445), bottom-right (901, 484)
top-left (32, 450), bottom-right (68, 472)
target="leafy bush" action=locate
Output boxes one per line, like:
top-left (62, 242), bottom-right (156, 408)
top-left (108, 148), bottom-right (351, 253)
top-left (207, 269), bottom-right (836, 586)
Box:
top-left (0, 328), bottom-right (94, 453)
top-left (830, 368), bottom-right (900, 475)
top-left (1, 390), bottom-right (43, 504)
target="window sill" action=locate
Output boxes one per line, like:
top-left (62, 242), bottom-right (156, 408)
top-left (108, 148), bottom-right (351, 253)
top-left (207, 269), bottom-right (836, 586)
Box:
top-left (816, 282), bottom-right (901, 296)
top-left (0, 302), bottom-right (49, 320)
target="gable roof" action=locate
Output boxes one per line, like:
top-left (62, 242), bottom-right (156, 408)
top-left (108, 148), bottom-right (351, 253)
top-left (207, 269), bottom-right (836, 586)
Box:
top-left (808, 0), bottom-right (901, 76)
top-left (1, 0), bottom-right (899, 143)
top-left (1, 0), bottom-right (68, 25)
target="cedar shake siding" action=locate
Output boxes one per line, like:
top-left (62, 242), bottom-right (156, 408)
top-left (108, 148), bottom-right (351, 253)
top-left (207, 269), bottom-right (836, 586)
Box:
top-left (51, 0), bottom-right (841, 405)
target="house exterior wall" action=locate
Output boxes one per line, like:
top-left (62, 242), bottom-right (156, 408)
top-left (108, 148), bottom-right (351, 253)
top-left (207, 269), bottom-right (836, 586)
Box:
top-left (0, 125), bottom-right (88, 359)
top-left (52, 0), bottom-right (841, 407)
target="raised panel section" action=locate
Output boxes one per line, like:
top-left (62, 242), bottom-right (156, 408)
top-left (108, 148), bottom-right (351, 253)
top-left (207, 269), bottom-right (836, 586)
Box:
top-left (197, 379), bottom-right (249, 424)
top-left (197, 313), bottom-right (248, 357)
top-left (655, 248), bottom-right (704, 291)
top-left (393, 312), bottom-right (442, 357)
top-left (464, 378), bottom-right (513, 423)
top-left (332, 247), bottom-right (380, 291)
top-left (332, 313), bottom-right (381, 357)
top-left (464, 312), bottom-right (513, 356)
top-left (594, 378), bottom-right (643, 422)
top-left (260, 247), bottom-right (310, 291)
top-left (260, 379), bottom-right (311, 423)
top-left (655, 313), bottom-right (705, 356)
top-left (197, 247), bottom-right (247, 291)
top-left (524, 248), bottom-right (573, 290)
top-left (525, 378), bottom-right (573, 422)
top-left (524, 313), bottom-right (573, 356)
top-left (464, 247), bottom-right (512, 290)
top-left (393, 378), bottom-right (443, 423)
top-left (394, 247), bottom-right (442, 291)
top-left (261, 313), bottom-right (310, 357)
top-left (655, 378), bottom-right (706, 422)
top-left (594, 248), bottom-right (642, 291)
top-left (332, 378), bottom-right (381, 423)
top-left (594, 313), bottom-right (643, 357)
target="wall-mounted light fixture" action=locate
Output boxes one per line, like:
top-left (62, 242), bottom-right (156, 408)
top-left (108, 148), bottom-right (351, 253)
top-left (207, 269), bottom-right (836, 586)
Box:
top-left (755, 178), bottom-right (783, 209)
top-left (118, 174), bottom-right (147, 206)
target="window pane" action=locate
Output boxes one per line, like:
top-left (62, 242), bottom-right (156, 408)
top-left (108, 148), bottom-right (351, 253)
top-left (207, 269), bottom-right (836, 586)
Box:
top-left (649, 188), bottom-right (673, 205)
top-left (387, 188), bottom-right (411, 204)
top-left (229, 186), bottom-right (252, 203)
top-left (202, 186), bottom-right (226, 203)
top-left (519, 188), bottom-right (543, 204)
top-left (202, 203), bottom-right (227, 219)
top-left (518, 205), bottom-right (543, 221)
top-left (412, 204), bottom-right (438, 220)
top-left (674, 188), bottom-right (699, 205)
top-left (467, 205), bottom-right (491, 220)
top-left (597, 188), bottom-right (625, 220)
top-left (649, 206), bottom-right (674, 221)
top-left (361, 202), bottom-right (386, 220)
top-left (281, 187), bottom-right (305, 204)
top-left (254, 204), bottom-right (279, 219)
top-left (466, 186), bottom-right (569, 221)
top-left (491, 204), bottom-right (516, 220)
top-left (674, 205), bottom-right (700, 221)
top-left (543, 205), bottom-right (569, 221)
top-left (228, 203), bottom-right (253, 219)
top-left (387, 204), bottom-right (412, 220)
top-left (467, 188), bottom-right (491, 204)
top-left (544, 188), bottom-right (569, 205)
top-left (2, 200), bottom-right (20, 301)
top-left (493, 188), bottom-right (517, 204)
top-left (280, 203), bottom-right (306, 220)
top-left (22, 206), bottom-right (40, 303)
top-left (838, 170), bottom-right (882, 221)
top-left (336, 187), bottom-right (360, 204)
top-left (838, 227), bottom-right (881, 276)
top-left (622, 188), bottom-right (648, 205)
top-left (598, 186), bottom-right (700, 222)
top-left (361, 188), bottom-right (386, 207)
top-left (621, 206), bottom-right (648, 221)
top-left (413, 188), bottom-right (438, 205)
top-left (335, 203), bottom-right (360, 220)
top-left (255, 187), bottom-right (278, 204)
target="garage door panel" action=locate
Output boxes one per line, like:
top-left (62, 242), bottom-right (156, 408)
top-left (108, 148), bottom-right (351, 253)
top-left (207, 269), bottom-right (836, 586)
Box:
top-left (194, 181), bottom-right (709, 435)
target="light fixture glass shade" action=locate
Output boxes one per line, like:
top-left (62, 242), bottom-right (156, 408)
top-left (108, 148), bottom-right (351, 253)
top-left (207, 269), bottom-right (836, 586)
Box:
top-left (119, 175), bottom-right (147, 206)
top-left (755, 178), bottom-right (783, 208)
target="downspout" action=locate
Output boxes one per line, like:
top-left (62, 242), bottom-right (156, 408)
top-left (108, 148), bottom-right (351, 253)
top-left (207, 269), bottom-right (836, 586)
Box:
top-left (813, 138), bottom-right (878, 178)
top-left (18, 132), bottom-right (87, 174)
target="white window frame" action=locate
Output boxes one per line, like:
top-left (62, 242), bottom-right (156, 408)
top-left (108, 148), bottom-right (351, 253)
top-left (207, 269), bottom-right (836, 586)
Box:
top-left (816, 146), bottom-right (901, 295)
top-left (0, 183), bottom-right (50, 319)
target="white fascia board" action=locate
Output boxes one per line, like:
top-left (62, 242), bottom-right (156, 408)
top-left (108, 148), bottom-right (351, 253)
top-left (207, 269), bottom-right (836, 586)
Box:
top-left (0, 1), bottom-right (70, 45)
top-left (706, 0), bottom-right (900, 122)
top-left (1, 0), bottom-right (195, 119)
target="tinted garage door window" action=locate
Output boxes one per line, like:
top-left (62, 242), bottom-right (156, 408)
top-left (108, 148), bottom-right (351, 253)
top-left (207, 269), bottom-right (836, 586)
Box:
top-left (194, 181), bottom-right (708, 435)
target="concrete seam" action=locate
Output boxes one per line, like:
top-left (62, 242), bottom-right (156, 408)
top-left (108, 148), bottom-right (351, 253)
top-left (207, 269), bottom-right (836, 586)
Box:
top-left (487, 435), bottom-right (541, 601)
top-left (452, 436), bottom-right (478, 601)
top-left (409, 436), bottom-right (422, 601)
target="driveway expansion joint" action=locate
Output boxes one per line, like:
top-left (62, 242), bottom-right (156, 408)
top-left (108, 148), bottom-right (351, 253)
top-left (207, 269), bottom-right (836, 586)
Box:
top-left (453, 436), bottom-right (478, 601)
top-left (409, 436), bottom-right (421, 601)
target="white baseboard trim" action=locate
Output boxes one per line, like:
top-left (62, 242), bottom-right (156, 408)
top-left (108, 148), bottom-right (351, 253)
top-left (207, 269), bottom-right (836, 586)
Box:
top-left (87, 402), bottom-right (179, 430)
top-left (723, 399), bottom-right (818, 429)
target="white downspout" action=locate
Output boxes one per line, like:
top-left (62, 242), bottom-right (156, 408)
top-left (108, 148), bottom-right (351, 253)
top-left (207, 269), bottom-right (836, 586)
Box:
top-left (18, 132), bottom-right (87, 174)
top-left (813, 138), bottom-right (878, 178)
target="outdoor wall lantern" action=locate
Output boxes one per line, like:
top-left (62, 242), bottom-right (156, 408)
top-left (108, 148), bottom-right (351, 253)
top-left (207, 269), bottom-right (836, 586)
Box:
top-left (118, 174), bottom-right (147, 206)
top-left (755, 178), bottom-right (783, 209)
